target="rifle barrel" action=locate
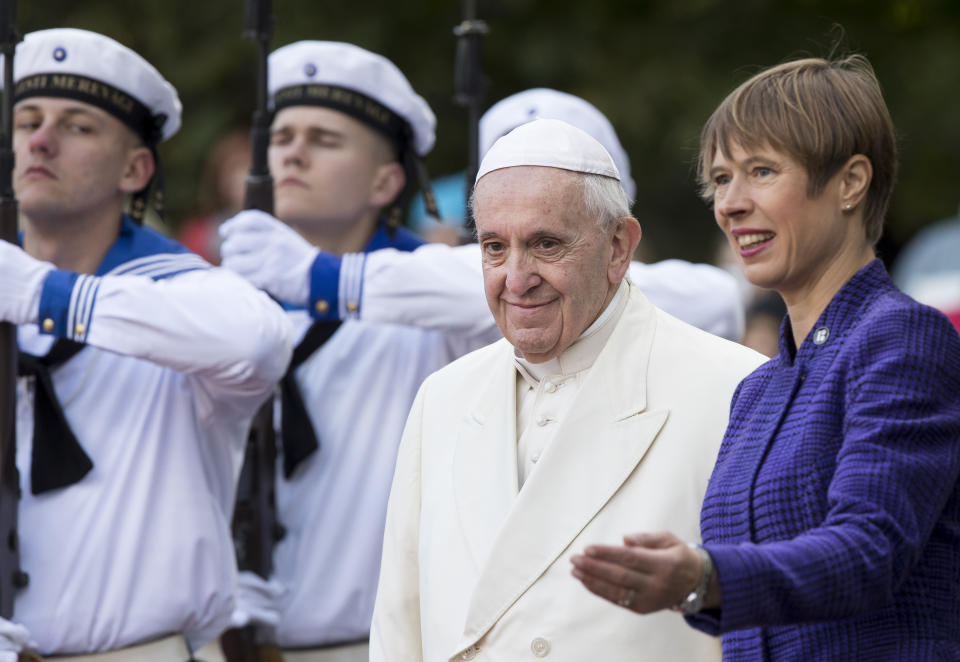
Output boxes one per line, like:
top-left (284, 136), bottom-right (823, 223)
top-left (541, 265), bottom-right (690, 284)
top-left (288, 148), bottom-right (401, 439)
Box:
top-left (223, 2), bottom-right (277, 658)
top-left (453, 2), bottom-right (488, 222)
top-left (0, 0), bottom-right (24, 620)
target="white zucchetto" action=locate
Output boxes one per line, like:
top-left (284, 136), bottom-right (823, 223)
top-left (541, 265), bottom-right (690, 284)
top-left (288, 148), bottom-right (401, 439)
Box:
top-left (479, 88), bottom-right (634, 199)
top-left (476, 118), bottom-right (621, 184)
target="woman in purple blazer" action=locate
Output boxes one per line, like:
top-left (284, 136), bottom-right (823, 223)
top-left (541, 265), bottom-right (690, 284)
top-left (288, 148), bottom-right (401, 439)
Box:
top-left (571, 54), bottom-right (960, 660)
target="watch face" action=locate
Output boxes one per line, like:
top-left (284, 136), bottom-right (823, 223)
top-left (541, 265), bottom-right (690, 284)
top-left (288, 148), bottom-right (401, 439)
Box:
top-left (681, 590), bottom-right (703, 615)
top-left (680, 544), bottom-right (713, 614)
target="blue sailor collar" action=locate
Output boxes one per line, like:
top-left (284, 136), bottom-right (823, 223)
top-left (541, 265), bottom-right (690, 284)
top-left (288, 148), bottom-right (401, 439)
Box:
top-left (363, 222), bottom-right (425, 253)
top-left (19, 214), bottom-right (196, 276)
top-left (96, 215), bottom-right (194, 275)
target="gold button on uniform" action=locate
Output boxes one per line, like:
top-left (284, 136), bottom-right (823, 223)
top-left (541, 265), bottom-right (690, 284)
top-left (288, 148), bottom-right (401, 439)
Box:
top-left (530, 637), bottom-right (550, 657)
top-left (42, 318), bottom-right (54, 332)
top-left (74, 323), bottom-right (86, 337)
top-left (315, 300), bottom-right (330, 315)
top-left (346, 301), bottom-right (359, 313)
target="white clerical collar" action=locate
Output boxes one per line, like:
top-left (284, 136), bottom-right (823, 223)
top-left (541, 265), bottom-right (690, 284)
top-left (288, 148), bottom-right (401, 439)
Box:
top-left (515, 279), bottom-right (629, 383)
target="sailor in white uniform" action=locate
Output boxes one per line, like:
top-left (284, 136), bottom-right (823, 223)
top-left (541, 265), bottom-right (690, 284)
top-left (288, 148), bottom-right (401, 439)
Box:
top-left (217, 42), bottom-right (486, 662)
top-left (0, 28), bottom-right (293, 660)
top-left (222, 88), bottom-right (745, 343)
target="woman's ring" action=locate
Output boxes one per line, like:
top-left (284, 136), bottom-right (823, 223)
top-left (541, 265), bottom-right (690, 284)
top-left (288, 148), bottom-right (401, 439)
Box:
top-left (617, 588), bottom-right (636, 608)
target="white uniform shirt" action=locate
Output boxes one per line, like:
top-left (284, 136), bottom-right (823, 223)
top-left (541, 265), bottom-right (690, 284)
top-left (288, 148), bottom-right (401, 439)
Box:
top-left (271, 312), bottom-right (481, 647)
top-left (334, 243), bottom-right (743, 340)
top-left (14, 218), bottom-right (292, 655)
top-left (271, 227), bottom-right (489, 647)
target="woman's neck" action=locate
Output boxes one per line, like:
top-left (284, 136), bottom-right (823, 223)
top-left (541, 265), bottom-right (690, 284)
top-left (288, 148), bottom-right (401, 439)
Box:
top-left (782, 244), bottom-right (876, 350)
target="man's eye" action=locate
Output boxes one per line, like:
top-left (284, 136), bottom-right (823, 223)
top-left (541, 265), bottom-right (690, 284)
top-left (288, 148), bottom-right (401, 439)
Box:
top-left (536, 239), bottom-right (559, 250)
top-left (67, 123), bottom-right (93, 135)
top-left (483, 242), bottom-right (504, 254)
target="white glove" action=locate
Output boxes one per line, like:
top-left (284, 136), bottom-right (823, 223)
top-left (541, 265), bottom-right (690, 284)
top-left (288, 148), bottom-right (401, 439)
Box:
top-left (229, 570), bottom-right (287, 629)
top-left (219, 210), bottom-right (318, 306)
top-left (0, 616), bottom-right (36, 656)
top-left (0, 240), bottom-right (54, 325)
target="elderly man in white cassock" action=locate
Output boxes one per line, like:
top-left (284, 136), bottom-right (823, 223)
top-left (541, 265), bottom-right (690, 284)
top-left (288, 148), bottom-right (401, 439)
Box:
top-left (369, 119), bottom-right (765, 662)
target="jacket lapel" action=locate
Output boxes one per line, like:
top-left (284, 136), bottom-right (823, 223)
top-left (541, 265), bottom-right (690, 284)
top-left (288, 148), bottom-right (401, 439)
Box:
top-left (453, 283), bottom-right (669, 651)
top-left (728, 363), bottom-right (803, 542)
top-left (452, 339), bottom-right (522, 574)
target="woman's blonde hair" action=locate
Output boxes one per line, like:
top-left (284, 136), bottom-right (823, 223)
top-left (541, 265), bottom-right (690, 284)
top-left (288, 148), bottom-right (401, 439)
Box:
top-left (698, 55), bottom-right (897, 244)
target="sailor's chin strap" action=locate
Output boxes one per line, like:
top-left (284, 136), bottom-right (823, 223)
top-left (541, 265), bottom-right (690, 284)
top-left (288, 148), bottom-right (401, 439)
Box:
top-left (386, 126), bottom-right (441, 231)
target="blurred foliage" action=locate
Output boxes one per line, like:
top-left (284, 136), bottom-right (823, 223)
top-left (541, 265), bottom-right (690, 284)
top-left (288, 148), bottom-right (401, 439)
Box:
top-left (19, 0), bottom-right (960, 262)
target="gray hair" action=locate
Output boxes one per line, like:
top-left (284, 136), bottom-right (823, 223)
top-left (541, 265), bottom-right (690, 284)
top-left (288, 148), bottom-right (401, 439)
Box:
top-left (582, 173), bottom-right (632, 230)
top-left (468, 170), bottom-right (632, 237)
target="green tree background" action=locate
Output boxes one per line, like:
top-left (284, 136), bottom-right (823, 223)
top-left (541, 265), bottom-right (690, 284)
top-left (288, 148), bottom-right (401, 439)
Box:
top-left (19, 0), bottom-right (960, 263)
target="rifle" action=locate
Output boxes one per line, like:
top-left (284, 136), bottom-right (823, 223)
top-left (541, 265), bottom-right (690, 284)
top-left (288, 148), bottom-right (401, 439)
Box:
top-left (0, 0), bottom-right (26, 621)
top-left (222, 0), bottom-right (278, 659)
top-left (453, 0), bottom-right (488, 230)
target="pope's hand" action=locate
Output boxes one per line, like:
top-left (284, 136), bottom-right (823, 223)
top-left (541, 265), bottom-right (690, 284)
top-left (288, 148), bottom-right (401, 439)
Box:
top-left (219, 209), bottom-right (318, 306)
top-left (0, 240), bottom-right (54, 326)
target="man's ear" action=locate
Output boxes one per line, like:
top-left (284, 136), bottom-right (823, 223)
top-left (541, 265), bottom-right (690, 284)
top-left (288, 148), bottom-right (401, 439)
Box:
top-left (119, 146), bottom-right (156, 194)
top-left (369, 161), bottom-right (406, 208)
top-left (608, 216), bottom-right (642, 284)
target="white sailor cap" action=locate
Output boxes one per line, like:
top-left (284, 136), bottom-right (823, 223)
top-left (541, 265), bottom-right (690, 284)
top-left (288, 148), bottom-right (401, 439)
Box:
top-left (479, 88), bottom-right (634, 200)
top-left (13, 28), bottom-right (182, 143)
top-left (268, 40), bottom-right (435, 156)
top-left (477, 118), bottom-right (621, 185)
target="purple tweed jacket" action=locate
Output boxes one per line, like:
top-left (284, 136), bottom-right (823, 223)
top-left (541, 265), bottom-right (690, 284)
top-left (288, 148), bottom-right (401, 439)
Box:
top-left (687, 260), bottom-right (960, 661)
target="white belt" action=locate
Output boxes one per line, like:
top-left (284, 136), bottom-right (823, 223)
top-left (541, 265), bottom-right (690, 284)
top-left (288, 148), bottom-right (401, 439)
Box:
top-left (282, 641), bottom-right (369, 662)
top-left (48, 634), bottom-right (191, 661)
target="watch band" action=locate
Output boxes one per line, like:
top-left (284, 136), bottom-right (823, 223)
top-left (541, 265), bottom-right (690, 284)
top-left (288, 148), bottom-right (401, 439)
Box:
top-left (671, 543), bottom-right (713, 615)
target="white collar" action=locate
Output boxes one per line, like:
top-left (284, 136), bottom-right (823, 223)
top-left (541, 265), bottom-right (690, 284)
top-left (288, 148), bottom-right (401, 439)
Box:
top-left (515, 279), bottom-right (628, 384)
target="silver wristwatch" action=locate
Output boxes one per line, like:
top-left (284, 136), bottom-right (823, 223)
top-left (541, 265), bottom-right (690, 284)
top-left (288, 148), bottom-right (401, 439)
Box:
top-left (672, 544), bottom-right (713, 615)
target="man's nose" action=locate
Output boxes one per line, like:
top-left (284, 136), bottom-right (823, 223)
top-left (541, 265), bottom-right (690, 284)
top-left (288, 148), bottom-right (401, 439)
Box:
top-left (503, 251), bottom-right (541, 295)
top-left (26, 121), bottom-right (57, 156)
top-left (280, 137), bottom-right (308, 168)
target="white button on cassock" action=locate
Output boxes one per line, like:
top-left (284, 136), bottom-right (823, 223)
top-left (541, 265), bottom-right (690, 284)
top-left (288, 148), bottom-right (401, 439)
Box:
top-left (530, 637), bottom-right (550, 657)
top-left (460, 645), bottom-right (479, 660)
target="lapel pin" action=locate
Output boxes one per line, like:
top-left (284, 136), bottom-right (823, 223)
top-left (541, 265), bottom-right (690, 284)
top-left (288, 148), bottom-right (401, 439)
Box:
top-left (813, 327), bottom-right (830, 345)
